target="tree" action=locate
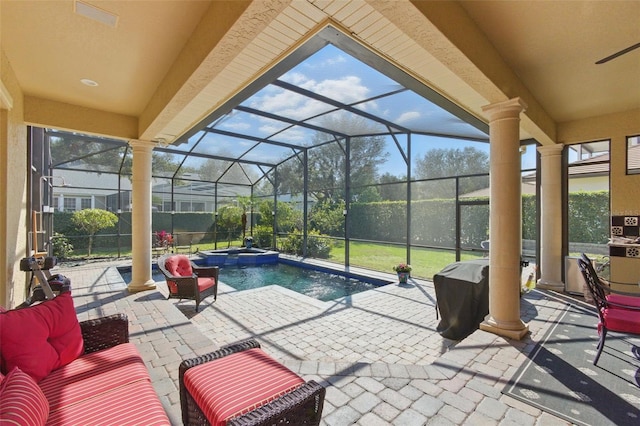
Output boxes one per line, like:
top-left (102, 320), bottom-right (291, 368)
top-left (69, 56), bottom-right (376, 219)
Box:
top-left (216, 204), bottom-right (243, 247)
top-left (71, 209), bottom-right (118, 256)
top-left (378, 173), bottom-right (407, 201)
top-left (414, 147), bottom-right (489, 199)
top-left (50, 135), bottom-right (184, 179)
top-left (275, 116), bottom-right (389, 203)
top-left (197, 156), bottom-right (258, 184)
top-left (257, 200), bottom-right (303, 233)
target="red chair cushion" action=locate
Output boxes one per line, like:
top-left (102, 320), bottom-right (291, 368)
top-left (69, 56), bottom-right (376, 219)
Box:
top-left (602, 308), bottom-right (640, 334)
top-left (198, 277), bottom-right (216, 291)
top-left (164, 255), bottom-right (193, 277)
top-left (0, 367), bottom-right (49, 426)
top-left (606, 293), bottom-right (640, 308)
top-left (184, 348), bottom-right (305, 426)
top-left (39, 343), bottom-right (150, 412)
top-left (44, 379), bottom-right (170, 426)
top-left (167, 277), bottom-right (213, 295)
top-left (0, 293), bottom-right (83, 382)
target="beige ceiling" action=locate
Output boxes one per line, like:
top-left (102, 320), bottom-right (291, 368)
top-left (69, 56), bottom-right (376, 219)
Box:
top-left (1, 0), bottom-right (639, 145)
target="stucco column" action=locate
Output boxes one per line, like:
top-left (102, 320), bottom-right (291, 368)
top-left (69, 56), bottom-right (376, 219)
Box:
top-left (479, 98), bottom-right (529, 340)
top-left (537, 144), bottom-right (564, 290)
top-left (127, 139), bottom-right (156, 293)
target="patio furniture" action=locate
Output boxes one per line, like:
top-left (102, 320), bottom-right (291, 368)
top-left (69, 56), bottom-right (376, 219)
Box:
top-left (577, 255), bottom-right (640, 365)
top-left (174, 232), bottom-right (193, 255)
top-left (179, 339), bottom-right (325, 426)
top-left (0, 293), bottom-right (170, 425)
top-left (579, 253), bottom-right (640, 306)
top-left (433, 259), bottom-right (490, 340)
top-left (158, 254), bottom-right (218, 312)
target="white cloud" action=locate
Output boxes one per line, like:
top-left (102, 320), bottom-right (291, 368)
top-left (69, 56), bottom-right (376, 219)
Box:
top-left (275, 127), bottom-right (308, 143)
top-left (301, 54), bottom-right (347, 70)
top-left (221, 121), bottom-right (251, 131)
top-left (283, 72), bottom-right (307, 85)
top-left (396, 111), bottom-right (420, 124)
top-left (324, 55), bottom-right (347, 66)
top-left (302, 75), bottom-right (368, 104)
top-left (250, 74), bottom-right (371, 121)
top-left (258, 123), bottom-right (285, 135)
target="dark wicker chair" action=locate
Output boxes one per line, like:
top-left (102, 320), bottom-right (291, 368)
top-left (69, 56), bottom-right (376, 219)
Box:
top-left (157, 254), bottom-right (218, 312)
top-left (577, 254), bottom-right (640, 365)
top-left (179, 339), bottom-right (325, 426)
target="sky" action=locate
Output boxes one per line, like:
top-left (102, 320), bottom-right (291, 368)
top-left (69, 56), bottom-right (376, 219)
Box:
top-left (189, 43), bottom-right (539, 175)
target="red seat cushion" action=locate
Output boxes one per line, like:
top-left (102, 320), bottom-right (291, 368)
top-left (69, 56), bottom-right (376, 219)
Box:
top-left (606, 293), bottom-right (640, 308)
top-left (184, 348), bottom-right (305, 426)
top-left (0, 293), bottom-right (83, 382)
top-left (0, 367), bottom-right (49, 426)
top-left (198, 277), bottom-right (215, 291)
top-left (44, 379), bottom-right (170, 426)
top-left (167, 277), bottom-right (214, 295)
top-left (602, 308), bottom-right (640, 334)
top-left (38, 343), bottom-right (150, 412)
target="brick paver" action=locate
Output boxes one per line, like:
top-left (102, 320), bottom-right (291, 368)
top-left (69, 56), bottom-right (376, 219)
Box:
top-left (59, 258), bottom-right (574, 426)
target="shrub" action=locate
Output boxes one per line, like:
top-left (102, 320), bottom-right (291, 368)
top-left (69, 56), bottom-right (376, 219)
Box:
top-left (253, 225), bottom-right (274, 248)
top-left (280, 229), bottom-right (333, 258)
top-left (51, 232), bottom-right (74, 259)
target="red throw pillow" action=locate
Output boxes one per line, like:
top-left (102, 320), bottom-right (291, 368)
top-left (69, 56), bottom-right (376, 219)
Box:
top-left (0, 293), bottom-right (84, 382)
top-left (0, 367), bottom-right (49, 425)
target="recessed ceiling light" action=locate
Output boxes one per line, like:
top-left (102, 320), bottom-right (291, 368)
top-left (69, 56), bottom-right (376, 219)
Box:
top-left (80, 79), bottom-right (99, 87)
top-left (74, 1), bottom-right (119, 28)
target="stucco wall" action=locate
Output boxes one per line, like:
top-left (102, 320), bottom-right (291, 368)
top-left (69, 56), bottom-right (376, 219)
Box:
top-left (558, 109), bottom-right (640, 288)
top-left (1, 48), bottom-right (29, 308)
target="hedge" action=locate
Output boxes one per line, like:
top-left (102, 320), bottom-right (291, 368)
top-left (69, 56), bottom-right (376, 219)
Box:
top-left (51, 191), bottom-right (609, 253)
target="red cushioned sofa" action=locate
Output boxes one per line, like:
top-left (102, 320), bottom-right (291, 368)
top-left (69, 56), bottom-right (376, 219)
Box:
top-left (0, 293), bottom-right (170, 425)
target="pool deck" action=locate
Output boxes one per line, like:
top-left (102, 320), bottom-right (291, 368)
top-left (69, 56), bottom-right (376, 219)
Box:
top-left (61, 256), bottom-right (576, 425)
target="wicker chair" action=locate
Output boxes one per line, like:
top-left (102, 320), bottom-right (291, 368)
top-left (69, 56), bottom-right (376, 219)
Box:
top-left (157, 254), bottom-right (218, 312)
top-left (577, 254), bottom-right (640, 365)
top-left (179, 339), bottom-right (325, 426)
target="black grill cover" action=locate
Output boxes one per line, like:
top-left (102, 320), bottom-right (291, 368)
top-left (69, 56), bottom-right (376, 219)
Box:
top-left (433, 259), bottom-right (489, 340)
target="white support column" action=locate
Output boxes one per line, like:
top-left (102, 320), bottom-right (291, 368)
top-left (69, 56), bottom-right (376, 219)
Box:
top-left (127, 139), bottom-right (156, 293)
top-left (479, 98), bottom-right (529, 340)
top-left (537, 144), bottom-right (565, 290)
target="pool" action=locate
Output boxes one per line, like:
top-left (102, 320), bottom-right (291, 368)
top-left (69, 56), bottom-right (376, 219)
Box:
top-left (213, 262), bottom-right (390, 301)
top-left (118, 259), bottom-right (391, 302)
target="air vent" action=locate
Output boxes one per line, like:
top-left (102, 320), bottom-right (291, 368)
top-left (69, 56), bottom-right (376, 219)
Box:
top-left (74, 1), bottom-right (119, 28)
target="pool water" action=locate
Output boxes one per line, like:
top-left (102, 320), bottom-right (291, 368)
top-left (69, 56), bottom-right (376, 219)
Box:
top-left (219, 263), bottom-right (388, 301)
top-left (119, 262), bottom-right (389, 302)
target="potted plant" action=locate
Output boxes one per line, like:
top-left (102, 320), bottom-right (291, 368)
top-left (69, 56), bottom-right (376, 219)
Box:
top-left (244, 236), bottom-right (253, 249)
top-left (393, 263), bottom-right (412, 284)
top-left (155, 230), bottom-right (173, 253)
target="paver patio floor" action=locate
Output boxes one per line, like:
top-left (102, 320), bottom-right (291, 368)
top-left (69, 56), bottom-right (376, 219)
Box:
top-left (61, 258), bottom-right (576, 425)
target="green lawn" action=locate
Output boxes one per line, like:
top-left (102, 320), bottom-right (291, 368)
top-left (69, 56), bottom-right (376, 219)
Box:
top-left (64, 236), bottom-right (491, 281)
top-left (328, 241), bottom-right (484, 280)
top-left (63, 237), bottom-right (484, 280)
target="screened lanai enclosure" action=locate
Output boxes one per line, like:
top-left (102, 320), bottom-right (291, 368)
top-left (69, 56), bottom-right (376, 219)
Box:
top-left (32, 27), bottom-right (543, 279)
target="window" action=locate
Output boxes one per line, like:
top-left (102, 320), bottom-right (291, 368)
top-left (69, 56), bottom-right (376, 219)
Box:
top-left (63, 198), bottom-right (77, 212)
top-left (566, 140), bottom-right (610, 258)
top-left (80, 198), bottom-right (92, 210)
top-left (627, 135), bottom-right (640, 175)
top-left (192, 202), bottom-right (205, 212)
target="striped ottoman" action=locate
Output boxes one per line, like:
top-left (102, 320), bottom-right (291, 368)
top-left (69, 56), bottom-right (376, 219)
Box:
top-left (179, 340), bottom-right (325, 426)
